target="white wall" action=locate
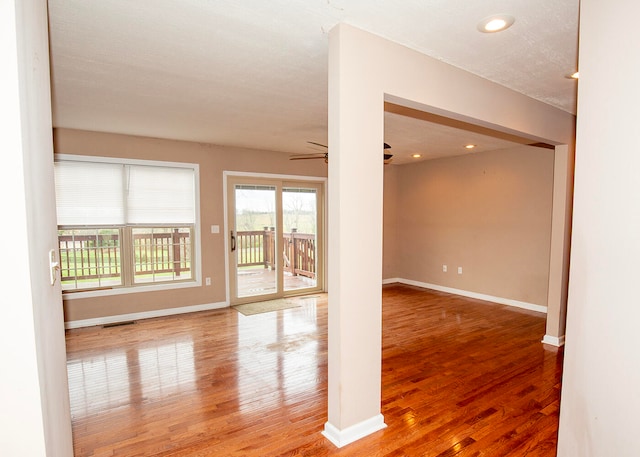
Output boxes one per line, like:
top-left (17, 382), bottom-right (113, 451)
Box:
top-left (392, 146), bottom-right (555, 307)
top-left (0, 1), bottom-right (73, 455)
top-left (557, 0), bottom-right (640, 455)
top-left (1, 1), bottom-right (47, 454)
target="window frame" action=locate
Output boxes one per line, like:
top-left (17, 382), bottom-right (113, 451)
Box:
top-left (55, 154), bottom-right (201, 300)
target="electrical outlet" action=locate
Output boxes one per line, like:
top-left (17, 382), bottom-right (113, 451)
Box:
top-left (205, 277), bottom-right (211, 286)
top-left (458, 267), bottom-right (463, 275)
top-left (442, 264), bottom-right (447, 272)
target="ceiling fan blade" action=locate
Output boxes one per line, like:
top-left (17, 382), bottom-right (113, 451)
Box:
top-left (307, 141), bottom-right (328, 148)
top-left (527, 142), bottom-right (555, 150)
top-left (289, 152), bottom-right (328, 161)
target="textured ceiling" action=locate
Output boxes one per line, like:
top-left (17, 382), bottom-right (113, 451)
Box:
top-left (47, 0), bottom-right (579, 164)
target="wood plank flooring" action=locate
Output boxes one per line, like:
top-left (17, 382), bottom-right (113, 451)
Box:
top-left (65, 284), bottom-right (563, 456)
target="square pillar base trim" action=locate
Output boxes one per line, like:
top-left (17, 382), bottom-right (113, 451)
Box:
top-left (542, 334), bottom-right (565, 347)
top-left (322, 414), bottom-right (387, 448)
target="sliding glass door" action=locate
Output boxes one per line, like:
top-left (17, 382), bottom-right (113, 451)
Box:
top-left (232, 183), bottom-right (278, 299)
top-left (227, 176), bottom-right (323, 304)
top-left (282, 187), bottom-right (318, 292)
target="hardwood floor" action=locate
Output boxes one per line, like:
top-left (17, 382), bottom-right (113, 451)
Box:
top-left (65, 284), bottom-right (563, 456)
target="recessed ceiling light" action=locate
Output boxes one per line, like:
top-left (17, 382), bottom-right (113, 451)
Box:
top-left (411, 153), bottom-right (422, 158)
top-left (465, 144), bottom-right (476, 150)
top-left (477, 15), bottom-right (515, 33)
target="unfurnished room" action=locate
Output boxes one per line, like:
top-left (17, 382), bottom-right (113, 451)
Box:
top-left (5, 1), bottom-right (640, 457)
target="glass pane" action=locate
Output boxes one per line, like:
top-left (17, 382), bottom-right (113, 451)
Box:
top-left (58, 228), bottom-right (122, 291)
top-left (132, 227), bottom-right (192, 284)
top-left (283, 187), bottom-right (317, 292)
top-left (235, 185), bottom-right (277, 298)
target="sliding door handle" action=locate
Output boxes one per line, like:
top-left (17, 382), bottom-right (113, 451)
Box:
top-left (230, 230), bottom-right (236, 252)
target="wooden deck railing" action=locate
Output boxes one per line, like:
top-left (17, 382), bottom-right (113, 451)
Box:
top-left (58, 233), bottom-right (121, 281)
top-left (58, 230), bottom-right (190, 282)
top-left (237, 227), bottom-right (316, 279)
top-left (58, 228), bottom-right (314, 283)
top-left (132, 230), bottom-right (191, 277)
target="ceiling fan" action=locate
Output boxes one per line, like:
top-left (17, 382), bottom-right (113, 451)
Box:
top-left (290, 142), bottom-right (393, 164)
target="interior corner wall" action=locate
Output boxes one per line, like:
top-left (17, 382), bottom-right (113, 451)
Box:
top-left (54, 128), bottom-right (327, 322)
top-left (393, 146), bottom-right (554, 307)
top-left (557, 0), bottom-right (640, 455)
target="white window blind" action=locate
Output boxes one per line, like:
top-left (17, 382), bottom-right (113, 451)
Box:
top-left (54, 160), bottom-right (195, 226)
top-left (55, 161), bottom-right (125, 225)
top-left (126, 165), bottom-right (195, 224)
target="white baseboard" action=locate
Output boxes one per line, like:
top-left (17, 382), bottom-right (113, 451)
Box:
top-left (383, 278), bottom-right (547, 314)
top-left (65, 300), bottom-right (229, 329)
top-left (382, 277), bottom-right (401, 285)
top-left (322, 414), bottom-right (386, 448)
top-left (542, 334), bottom-right (565, 347)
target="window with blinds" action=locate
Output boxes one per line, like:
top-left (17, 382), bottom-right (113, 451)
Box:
top-left (54, 156), bottom-right (198, 292)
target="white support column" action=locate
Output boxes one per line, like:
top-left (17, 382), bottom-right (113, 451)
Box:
top-left (323, 24), bottom-right (387, 448)
top-left (543, 144), bottom-right (575, 347)
top-left (323, 23), bottom-right (575, 448)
